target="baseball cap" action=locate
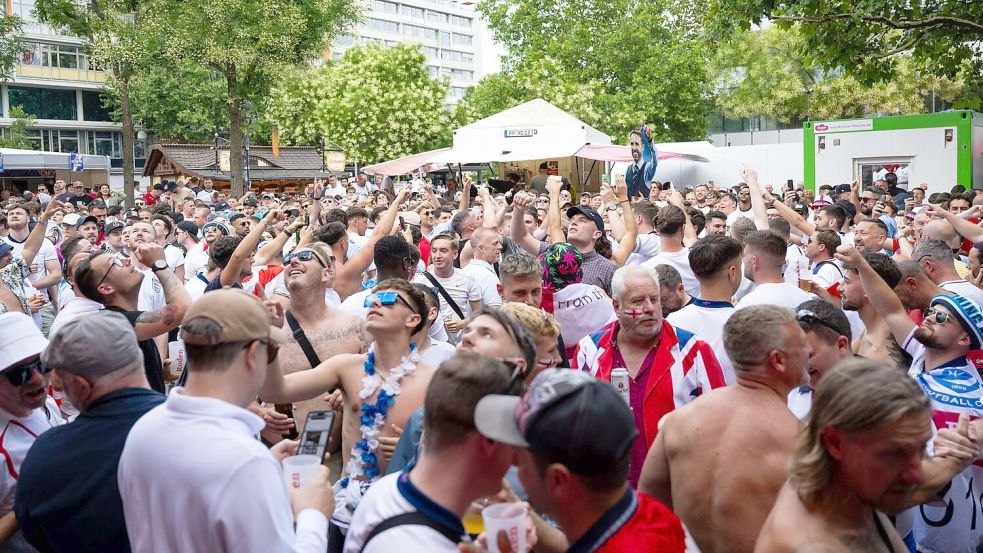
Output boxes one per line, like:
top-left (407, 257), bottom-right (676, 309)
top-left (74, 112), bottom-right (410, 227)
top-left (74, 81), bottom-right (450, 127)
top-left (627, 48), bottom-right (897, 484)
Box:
top-left (566, 206), bottom-right (605, 233)
top-left (164, 181), bottom-right (178, 192)
top-left (833, 183), bottom-right (852, 196)
top-left (76, 215), bottom-right (98, 230)
top-left (104, 221), bottom-right (125, 234)
top-left (0, 312), bottom-right (48, 371)
top-left (42, 311), bottom-right (140, 376)
top-left (176, 220), bottom-right (200, 240)
top-left (401, 211), bottom-right (421, 226)
top-left (930, 294), bottom-right (983, 350)
top-left (834, 199), bottom-right (857, 219)
top-left (214, 201), bottom-right (232, 211)
top-left (475, 368), bottom-right (637, 476)
top-left (243, 199), bottom-right (258, 207)
top-left (62, 213), bottom-right (81, 227)
top-left (202, 221), bottom-right (231, 236)
top-left (152, 183), bottom-right (165, 191)
top-left (124, 209), bottom-right (140, 220)
top-left (0, 242), bottom-right (12, 257)
top-left (180, 288), bottom-right (288, 346)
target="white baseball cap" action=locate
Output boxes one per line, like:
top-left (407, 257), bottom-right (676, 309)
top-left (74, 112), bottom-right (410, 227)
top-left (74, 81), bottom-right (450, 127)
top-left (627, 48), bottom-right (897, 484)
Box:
top-left (61, 213), bottom-right (81, 227)
top-left (0, 313), bottom-right (48, 371)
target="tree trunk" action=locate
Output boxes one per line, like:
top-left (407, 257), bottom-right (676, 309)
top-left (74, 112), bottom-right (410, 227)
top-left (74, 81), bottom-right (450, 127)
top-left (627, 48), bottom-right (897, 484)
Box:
top-left (119, 76), bottom-right (136, 208)
top-left (228, 97), bottom-right (244, 198)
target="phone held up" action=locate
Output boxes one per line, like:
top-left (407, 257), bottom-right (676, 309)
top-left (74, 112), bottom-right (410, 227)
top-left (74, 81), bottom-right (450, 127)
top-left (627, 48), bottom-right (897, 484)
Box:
top-left (299, 410), bottom-right (336, 464)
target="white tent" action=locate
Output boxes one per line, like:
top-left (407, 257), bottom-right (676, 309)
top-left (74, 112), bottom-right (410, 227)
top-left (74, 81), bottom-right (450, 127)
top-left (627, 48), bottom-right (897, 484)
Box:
top-left (430, 99), bottom-right (611, 164)
top-left (0, 147), bottom-right (111, 187)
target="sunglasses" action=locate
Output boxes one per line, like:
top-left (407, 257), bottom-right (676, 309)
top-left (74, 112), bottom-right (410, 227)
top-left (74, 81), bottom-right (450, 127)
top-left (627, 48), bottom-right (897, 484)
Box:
top-left (363, 291), bottom-right (414, 312)
top-left (284, 250), bottom-right (331, 268)
top-left (795, 309), bottom-right (843, 336)
top-left (923, 307), bottom-right (952, 325)
top-left (502, 358), bottom-right (524, 394)
top-left (4, 358), bottom-right (52, 387)
top-left (247, 340), bottom-right (279, 363)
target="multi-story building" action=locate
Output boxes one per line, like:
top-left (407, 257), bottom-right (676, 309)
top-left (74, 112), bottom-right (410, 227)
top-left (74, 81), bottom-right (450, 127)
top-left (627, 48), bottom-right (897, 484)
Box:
top-left (0, 0), bottom-right (146, 189)
top-left (330, 0), bottom-right (483, 105)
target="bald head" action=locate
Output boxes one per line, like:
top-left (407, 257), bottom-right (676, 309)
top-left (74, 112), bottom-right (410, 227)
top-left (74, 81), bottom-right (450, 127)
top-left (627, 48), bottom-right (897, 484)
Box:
top-left (922, 219), bottom-right (960, 249)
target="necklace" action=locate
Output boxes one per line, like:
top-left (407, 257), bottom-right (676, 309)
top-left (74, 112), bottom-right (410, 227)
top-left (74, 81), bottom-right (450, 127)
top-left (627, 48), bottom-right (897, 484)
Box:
top-left (339, 343), bottom-right (419, 485)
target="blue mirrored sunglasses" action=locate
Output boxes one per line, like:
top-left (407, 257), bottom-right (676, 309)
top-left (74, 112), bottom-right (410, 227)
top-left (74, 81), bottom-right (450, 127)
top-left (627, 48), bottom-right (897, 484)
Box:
top-left (363, 291), bottom-right (413, 311)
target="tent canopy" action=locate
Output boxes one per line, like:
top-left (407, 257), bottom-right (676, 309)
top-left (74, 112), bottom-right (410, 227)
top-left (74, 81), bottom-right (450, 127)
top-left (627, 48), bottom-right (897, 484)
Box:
top-left (0, 148), bottom-right (111, 171)
top-left (362, 147), bottom-right (450, 176)
top-left (575, 144), bottom-right (712, 164)
top-left (430, 99), bottom-right (611, 164)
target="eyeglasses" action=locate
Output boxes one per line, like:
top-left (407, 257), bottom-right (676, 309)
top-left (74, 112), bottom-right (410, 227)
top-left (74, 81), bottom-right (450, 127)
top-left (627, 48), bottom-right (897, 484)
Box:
top-left (923, 307), bottom-right (952, 325)
top-left (4, 358), bottom-right (52, 387)
top-left (284, 250), bottom-right (331, 268)
top-left (795, 309), bottom-right (844, 336)
top-left (363, 291), bottom-right (414, 312)
top-left (502, 358), bottom-right (524, 394)
top-left (860, 197), bottom-right (878, 203)
top-left (97, 255), bottom-right (123, 288)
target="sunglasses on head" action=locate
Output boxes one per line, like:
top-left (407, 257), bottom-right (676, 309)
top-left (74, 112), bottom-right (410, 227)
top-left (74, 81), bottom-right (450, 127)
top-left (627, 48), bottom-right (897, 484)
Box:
top-left (363, 291), bottom-right (414, 311)
top-left (4, 358), bottom-right (51, 387)
top-left (284, 250), bottom-right (331, 268)
top-left (502, 358), bottom-right (525, 394)
top-left (795, 309), bottom-right (843, 336)
top-left (923, 307), bottom-right (952, 325)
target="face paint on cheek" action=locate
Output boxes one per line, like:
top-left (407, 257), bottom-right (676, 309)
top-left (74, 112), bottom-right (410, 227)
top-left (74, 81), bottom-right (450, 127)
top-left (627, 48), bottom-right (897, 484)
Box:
top-left (625, 310), bottom-right (644, 319)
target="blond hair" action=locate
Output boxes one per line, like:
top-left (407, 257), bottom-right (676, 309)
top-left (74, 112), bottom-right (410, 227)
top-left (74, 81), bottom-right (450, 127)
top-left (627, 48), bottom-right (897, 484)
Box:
top-left (789, 358), bottom-right (929, 510)
top-left (723, 305), bottom-right (795, 372)
top-left (501, 302), bottom-right (559, 339)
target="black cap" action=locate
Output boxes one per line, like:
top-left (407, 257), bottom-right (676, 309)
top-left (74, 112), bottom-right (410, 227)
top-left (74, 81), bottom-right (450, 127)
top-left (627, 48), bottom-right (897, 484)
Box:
top-left (566, 205), bottom-right (605, 233)
top-left (0, 242), bottom-right (12, 257)
top-left (75, 215), bottom-right (98, 230)
top-left (164, 181), bottom-right (178, 192)
top-left (243, 199), bottom-right (258, 207)
top-left (124, 209), bottom-right (140, 220)
top-left (833, 183), bottom-right (852, 196)
top-left (152, 183), bottom-right (165, 191)
top-left (475, 369), bottom-right (637, 476)
top-left (214, 201), bottom-right (231, 211)
top-left (834, 199), bottom-right (857, 219)
top-left (104, 221), bottom-right (124, 234)
top-left (176, 220), bottom-right (200, 240)
top-left (539, 162), bottom-right (549, 170)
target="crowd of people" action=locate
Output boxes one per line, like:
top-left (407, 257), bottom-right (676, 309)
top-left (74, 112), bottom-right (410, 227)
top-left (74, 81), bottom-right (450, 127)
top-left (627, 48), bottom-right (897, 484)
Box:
top-left (0, 156), bottom-right (981, 553)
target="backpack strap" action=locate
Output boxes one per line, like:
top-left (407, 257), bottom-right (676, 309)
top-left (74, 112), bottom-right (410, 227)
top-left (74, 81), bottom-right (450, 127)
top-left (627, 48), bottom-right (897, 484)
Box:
top-left (285, 310), bottom-right (322, 368)
top-left (422, 272), bottom-right (466, 320)
top-left (360, 511), bottom-right (463, 552)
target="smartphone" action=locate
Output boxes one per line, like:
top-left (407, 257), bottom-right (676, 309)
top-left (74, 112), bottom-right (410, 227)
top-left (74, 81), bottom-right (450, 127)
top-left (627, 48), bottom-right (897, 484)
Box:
top-left (786, 179), bottom-right (794, 191)
top-left (398, 215), bottom-right (406, 229)
top-left (662, 181), bottom-right (672, 191)
top-left (299, 410), bottom-right (335, 463)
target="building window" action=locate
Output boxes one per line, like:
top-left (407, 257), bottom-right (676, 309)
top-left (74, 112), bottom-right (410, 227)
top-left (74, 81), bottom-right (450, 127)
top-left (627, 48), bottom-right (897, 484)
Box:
top-left (403, 5), bottom-right (424, 19)
top-left (428, 65), bottom-right (440, 78)
top-left (82, 90), bottom-right (113, 121)
top-left (451, 15), bottom-right (471, 28)
top-left (451, 86), bottom-right (467, 99)
top-left (8, 86), bottom-right (78, 120)
top-left (368, 18), bottom-right (399, 34)
top-left (23, 129), bottom-right (43, 151)
top-left (56, 130), bottom-right (79, 153)
top-left (373, 0), bottom-right (398, 14)
top-left (87, 131), bottom-right (121, 158)
top-left (423, 46), bottom-right (439, 60)
top-left (403, 24), bottom-right (433, 40)
top-left (451, 33), bottom-right (472, 46)
top-left (450, 69), bottom-right (473, 81)
top-left (439, 31), bottom-right (451, 47)
top-left (427, 10), bottom-right (448, 24)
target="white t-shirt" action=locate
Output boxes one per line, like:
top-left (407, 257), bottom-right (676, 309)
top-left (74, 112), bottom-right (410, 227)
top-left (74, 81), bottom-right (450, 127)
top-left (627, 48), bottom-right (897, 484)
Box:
top-left (419, 340), bottom-right (456, 369)
top-left (626, 233), bottom-right (661, 266)
top-left (185, 273), bottom-right (211, 302)
top-left (939, 280), bottom-right (983, 310)
top-left (182, 243), bottom-right (208, 283)
top-left (901, 328), bottom-right (983, 553)
top-left (786, 386), bottom-right (812, 420)
top-left (413, 270), bottom-right (480, 323)
top-left (811, 260), bottom-right (844, 289)
top-left (726, 210), bottom-right (752, 227)
top-left (459, 259), bottom-right (502, 307)
top-left (552, 283), bottom-right (617, 347)
top-left (641, 248), bottom-right (700, 297)
top-left (783, 244), bottom-right (806, 286)
top-left (735, 282), bottom-right (814, 311)
top-left (137, 270), bottom-right (165, 312)
top-left (667, 299), bottom-right (736, 383)
top-left (2, 236), bottom-right (57, 300)
top-left (339, 289), bottom-right (372, 319)
top-left (344, 472), bottom-right (463, 553)
top-left (163, 244), bottom-right (185, 272)
top-left (195, 189), bottom-right (214, 204)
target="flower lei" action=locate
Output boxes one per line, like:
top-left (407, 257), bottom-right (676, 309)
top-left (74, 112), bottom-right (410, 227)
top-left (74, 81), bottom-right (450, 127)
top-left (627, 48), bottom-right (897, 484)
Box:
top-left (339, 343), bottom-right (419, 487)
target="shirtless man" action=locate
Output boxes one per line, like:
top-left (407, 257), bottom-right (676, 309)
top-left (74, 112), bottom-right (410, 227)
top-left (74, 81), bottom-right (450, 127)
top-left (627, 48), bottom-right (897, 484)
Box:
top-left (258, 278), bottom-right (434, 539)
top-left (639, 305), bottom-right (809, 553)
top-left (840, 252), bottom-right (904, 365)
top-left (756, 360), bottom-right (982, 553)
top-left (267, 242), bottom-right (369, 448)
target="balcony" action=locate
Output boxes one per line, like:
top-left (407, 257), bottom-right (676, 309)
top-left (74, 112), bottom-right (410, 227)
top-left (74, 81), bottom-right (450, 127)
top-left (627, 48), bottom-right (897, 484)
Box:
top-left (15, 63), bottom-right (108, 84)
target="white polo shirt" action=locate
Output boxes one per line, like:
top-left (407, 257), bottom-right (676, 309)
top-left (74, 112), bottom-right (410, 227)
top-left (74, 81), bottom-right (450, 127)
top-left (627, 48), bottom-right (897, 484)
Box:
top-left (118, 389), bottom-right (328, 553)
top-left (939, 280), bottom-right (983, 310)
top-left (735, 282), bottom-right (814, 311)
top-left (182, 242), bottom-right (208, 283)
top-left (459, 259), bottom-right (502, 307)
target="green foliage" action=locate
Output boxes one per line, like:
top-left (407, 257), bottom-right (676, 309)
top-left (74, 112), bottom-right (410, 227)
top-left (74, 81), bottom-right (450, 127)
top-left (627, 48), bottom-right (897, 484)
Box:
top-left (473, 0), bottom-right (713, 142)
top-left (0, 106), bottom-right (37, 149)
top-left (266, 44), bottom-right (450, 164)
top-left (712, 26), bottom-right (965, 122)
top-left (707, 0), bottom-right (983, 96)
top-left (0, 14), bottom-right (27, 81)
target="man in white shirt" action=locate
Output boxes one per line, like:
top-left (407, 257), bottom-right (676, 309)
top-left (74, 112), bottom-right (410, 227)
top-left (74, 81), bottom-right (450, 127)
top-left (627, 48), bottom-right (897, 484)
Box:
top-left (667, 235), bottom-right (743, 383)
top-left (460, 227), bottom-right (503, 307)
top-left (624, 201), bottom-right (660, 266)
top-left (641, 205), bottom-right (699, 297)
top-left (414, 234), bottom-right (481, 341)
top-left (2, 204), bottom-right (61, 310)
top-left (736, 230), bottom-right (814, 310)
top-left (177, 220), bottom-right (207, 283)
top-left (345, 352), bottom-right (516, 553)
top-left (195, 178), bottom-right (215, 205)
top-left (913, 239), bottom-right (983, 308)
top-left (117, 289), bottom-right (333, 553)
top-left (0, 312), bottom-right (64, 552)
top-left (803, 230), bottom-right (844, 289)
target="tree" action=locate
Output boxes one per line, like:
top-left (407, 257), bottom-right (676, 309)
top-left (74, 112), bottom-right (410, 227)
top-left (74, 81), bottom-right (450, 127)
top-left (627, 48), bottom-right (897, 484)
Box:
top-left (146, 0), bottom-right (361, 197)
top-left (0, 13), bottom-right (27, 81)
top-left (0, 106), bottom-right (36, 149)
top-left (35, 0), bottom-right (151, 208)
top-left (476, 0), bottom-right (713, 142)
top-left (708, 0), bottom-right (983, 95)
top-left (267, 44), bottom-right (450, 165)
top-left (712, 26), bottom-right (965, 122)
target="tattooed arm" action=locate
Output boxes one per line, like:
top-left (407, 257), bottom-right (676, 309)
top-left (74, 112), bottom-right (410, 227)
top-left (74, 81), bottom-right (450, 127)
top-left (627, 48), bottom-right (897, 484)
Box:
top-left (132, 244), bottom-right (192, 341)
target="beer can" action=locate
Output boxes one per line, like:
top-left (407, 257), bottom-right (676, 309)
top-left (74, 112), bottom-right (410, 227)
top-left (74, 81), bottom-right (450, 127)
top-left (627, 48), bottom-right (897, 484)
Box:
top-left (611, 368), bottom-right (631, 405)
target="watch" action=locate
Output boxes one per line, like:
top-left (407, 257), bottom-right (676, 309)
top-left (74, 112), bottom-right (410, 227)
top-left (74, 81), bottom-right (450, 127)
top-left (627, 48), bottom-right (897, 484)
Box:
top-left (151, 259), bottom-right (168, 272)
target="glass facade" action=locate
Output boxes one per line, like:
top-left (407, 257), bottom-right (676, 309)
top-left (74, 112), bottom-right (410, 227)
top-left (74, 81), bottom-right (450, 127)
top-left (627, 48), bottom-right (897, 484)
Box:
top-left (8, 86), bottom-right (78, 120)
top-left (82, 90), bottom-right (113, 121)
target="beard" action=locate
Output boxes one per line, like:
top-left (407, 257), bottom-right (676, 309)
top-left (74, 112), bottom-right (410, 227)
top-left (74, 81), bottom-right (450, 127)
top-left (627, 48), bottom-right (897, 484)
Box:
top-left (913, 326), bottom-right (948, 349)
top-left (842, 297), bottom-right (864, 311)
